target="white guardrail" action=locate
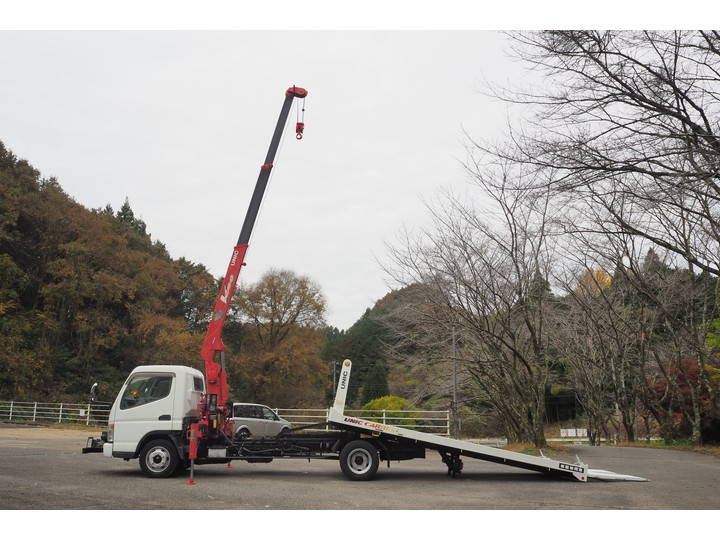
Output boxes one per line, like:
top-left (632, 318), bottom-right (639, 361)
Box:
top-left (0, 400), bottom-right (450, 434)
top-left (0, 400), bottom-right (112, 426)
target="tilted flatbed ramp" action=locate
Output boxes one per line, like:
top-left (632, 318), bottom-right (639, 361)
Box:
top-left (329, 360), bottom-right (647, 482)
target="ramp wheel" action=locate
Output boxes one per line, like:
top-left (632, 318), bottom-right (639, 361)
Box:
top-left (340, 440), bottom-right (380, 481)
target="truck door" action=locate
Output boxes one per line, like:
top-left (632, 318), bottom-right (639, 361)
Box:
top-left (112, 372), bottom-right (176, 454)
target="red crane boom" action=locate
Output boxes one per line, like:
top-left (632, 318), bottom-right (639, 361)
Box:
top-left (189, 86), bottom-right (308, 469)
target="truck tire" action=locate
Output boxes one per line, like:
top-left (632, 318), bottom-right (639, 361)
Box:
top-left (340, 440), bottom-right (380, 481)
top-left (139, 439), bottom-right (179, 478)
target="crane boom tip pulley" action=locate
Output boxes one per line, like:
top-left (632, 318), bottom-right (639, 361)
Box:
top-left (286, 85), bottom-right (308, 98)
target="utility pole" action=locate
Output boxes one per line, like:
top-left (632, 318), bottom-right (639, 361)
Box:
top-left (451, 324), bottom-right (459, 437)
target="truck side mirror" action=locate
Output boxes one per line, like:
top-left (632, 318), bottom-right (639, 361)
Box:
top-left (90, 382), bottom-right (98, 402)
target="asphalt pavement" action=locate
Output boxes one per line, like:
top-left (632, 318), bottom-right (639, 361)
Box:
top-left (1, 423), bottom-right (718, 509)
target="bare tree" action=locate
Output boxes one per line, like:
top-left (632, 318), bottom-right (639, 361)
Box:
top-left (552, 263), bottom-right (640, 443)
top-left (481, 31), bottom-right (720, 277)
top-left (616, 247), bottom-right (718, 445)
top-left (555, 226), bottom-right (718, 444)
top-left (385, 164), bottom-right (561, 446)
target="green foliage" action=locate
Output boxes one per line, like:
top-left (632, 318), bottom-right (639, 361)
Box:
top-left (706, 319), bottom-right (720, 351)
top-left (325, 308), bottom-right (389, 406)
top-left (361, 362), bottom-right (388, 404)
top-left (321, 326), bottom-right (345, 365)
top-left (361, 395), bottom-right (416, 426)
top-left (174, 257), bottom-right (217, 331)
top-left (116, 197), bottom-right (147, 237)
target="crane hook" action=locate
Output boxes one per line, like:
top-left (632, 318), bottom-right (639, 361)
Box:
top-left (295, 122), bottom-right (305, 140)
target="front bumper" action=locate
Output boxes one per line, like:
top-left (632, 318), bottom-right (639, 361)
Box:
top-left (82, 431), bottom-right (111, 456)
top-left (82, 436), bottom-right (104, 454)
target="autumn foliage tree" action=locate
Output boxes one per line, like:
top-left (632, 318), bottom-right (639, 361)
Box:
top-left (226, 269), bottom-right (329, 408)
top-left (0, 141), bottom-right (213, 400)
top-left (0, 141), bottom-right (337, 409)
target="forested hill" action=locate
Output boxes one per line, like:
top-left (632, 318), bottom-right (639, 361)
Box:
top-left (320, 285), bottom-right (425, 408)
top-left (0, 141), bottom-right (219, 401)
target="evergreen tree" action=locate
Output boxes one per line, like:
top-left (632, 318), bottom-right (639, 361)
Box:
top-left (361, 362), bottom-right (389, 405)
top-left (338, 309), bottom-right (387, 405)
top-left (116, 197), bottom-right (148, 236)
top-left (528, 269), bottom-right (552, 302)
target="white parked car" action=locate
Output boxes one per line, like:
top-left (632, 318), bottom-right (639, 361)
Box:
top-left (231, 403), bottom-right (291, 438)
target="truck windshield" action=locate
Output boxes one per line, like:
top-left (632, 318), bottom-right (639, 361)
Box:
top-left (120, 374), bottom-right (173, 409)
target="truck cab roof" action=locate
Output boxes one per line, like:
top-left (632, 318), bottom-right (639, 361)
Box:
top-left (128, 365), bottom-right (204, 378)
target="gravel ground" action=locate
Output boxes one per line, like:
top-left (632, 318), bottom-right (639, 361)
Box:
top-left (1, 423), bottom-right (718, 509)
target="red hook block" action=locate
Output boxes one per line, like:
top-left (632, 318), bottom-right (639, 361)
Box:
top-left (296, 122), bottom-right (305, 140)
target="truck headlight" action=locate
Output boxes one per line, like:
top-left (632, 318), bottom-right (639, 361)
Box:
top-left (107, 423), bottom-right (114, 443)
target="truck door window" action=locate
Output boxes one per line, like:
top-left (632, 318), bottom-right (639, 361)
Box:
top-left (120, 374), bottom-right (173, 409)
top-left (193, 376), bottom-right (204, 392)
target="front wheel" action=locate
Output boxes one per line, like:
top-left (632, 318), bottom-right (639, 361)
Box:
top-left (139, 439), bottom-right (179, 478)
top-left (339, 440), bottom-right (380, 481)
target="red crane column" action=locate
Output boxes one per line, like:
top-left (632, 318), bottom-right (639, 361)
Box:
top-left (196, 86), bottom-right (308, 440)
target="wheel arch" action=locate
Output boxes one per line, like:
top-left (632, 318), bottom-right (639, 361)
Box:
top-left (135, 431), bottom-right (183, 458)
top-left (338, 435), bottom-right (384, 454)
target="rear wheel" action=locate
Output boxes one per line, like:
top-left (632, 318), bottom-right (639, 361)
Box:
top-left (139, 439), bottom-right (179, 478)
top-left (236, 428), bottom-right (251, 440)
top-left (340, 440), bottom-right (380, 481)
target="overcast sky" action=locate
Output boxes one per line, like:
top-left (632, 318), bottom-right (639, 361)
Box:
top-left (0, 31), bottom-right (533, 329)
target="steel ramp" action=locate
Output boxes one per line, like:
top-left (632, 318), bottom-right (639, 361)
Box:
top-left (586, 469), bottom-right (648, 481)
top-left (330, 360), bottom-right (648, 482)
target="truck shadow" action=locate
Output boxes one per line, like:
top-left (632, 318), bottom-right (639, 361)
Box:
top-left (96, 467), bottom-right (572, 484)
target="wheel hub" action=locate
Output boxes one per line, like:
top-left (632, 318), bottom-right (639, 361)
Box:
top-left (146, 446), bottom-right (171, 473)
top-left (348, 448), bottom-right (372, 475)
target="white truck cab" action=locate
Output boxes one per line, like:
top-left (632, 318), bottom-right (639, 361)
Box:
top-left (103, 365), bottom-right (205, 474)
